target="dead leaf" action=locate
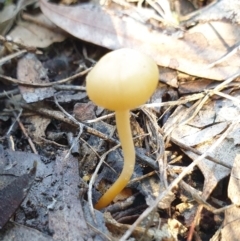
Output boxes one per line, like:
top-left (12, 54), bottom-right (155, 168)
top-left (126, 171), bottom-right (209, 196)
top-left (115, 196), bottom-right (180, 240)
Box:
top-left (211, 206), bottom-right (240, 241)
top-left (9, 13), bottom-right (66, 48)
top-left (0, 222), bottom-right (54, 241)
top-left (25, 115), bottom-right (51, 141)
top-left (48, 152), bottom-right (96, 241)
top-left (0, 145), bottom-right (53, 232)
top-left (228, 154), bottom-right (240, 205)
top-left (186, 0), bottom-right (240, 24)
top-left (82, 201), bottom-right (109, 240)
top-left (177, 122), bottom-right (228, 147)
top-left (159, 67), bottom-right (178, 88)
top-left (0, 162), bottom-right (36, 229)
top-left (163, 93), bottom-right (240, 197)
top-left (0, 145), bottom-right (101, 239)
top-left (17, 53), bottom-right (56, 103)
top-left (0, 0), bottom-right (36, 35)
top-left (0, 5), bottom-right (16, 34)
top-left (40, 0), bottom-right (240, 80)
top-left (73, 101), bottom-right (96, 121)
top-left (179, 79), bottom-right (217, 94)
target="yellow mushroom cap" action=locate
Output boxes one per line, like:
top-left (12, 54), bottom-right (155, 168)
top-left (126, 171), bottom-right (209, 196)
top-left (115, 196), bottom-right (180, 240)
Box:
top-left (86, 48), bottom-right (159, 111)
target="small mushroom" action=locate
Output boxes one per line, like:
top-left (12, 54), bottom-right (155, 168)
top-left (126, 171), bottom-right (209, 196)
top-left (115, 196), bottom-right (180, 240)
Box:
top-left (86, 48), bottom-right (159, 210)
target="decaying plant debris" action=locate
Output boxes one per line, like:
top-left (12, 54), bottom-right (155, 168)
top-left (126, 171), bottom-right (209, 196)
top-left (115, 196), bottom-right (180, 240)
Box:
top-left (0, 0), bottom-right (240, 240)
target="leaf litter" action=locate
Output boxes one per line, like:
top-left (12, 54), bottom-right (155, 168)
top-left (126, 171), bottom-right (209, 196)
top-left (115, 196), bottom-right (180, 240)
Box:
top-left (40, 0), bottom-right (240, 80)
top-left (0, 0), bottom-right (240, 240)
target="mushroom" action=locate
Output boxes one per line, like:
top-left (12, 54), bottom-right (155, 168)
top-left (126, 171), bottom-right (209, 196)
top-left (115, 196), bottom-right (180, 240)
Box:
top-left (86, 48), bottom-right (159, 210)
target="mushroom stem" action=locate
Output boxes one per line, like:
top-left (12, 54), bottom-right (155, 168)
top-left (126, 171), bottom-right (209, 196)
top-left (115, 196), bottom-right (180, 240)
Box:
top-left (94, 110), bottom-right (135, 210)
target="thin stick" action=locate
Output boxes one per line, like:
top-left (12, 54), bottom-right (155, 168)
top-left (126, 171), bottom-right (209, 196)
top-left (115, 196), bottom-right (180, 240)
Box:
top-left (0, 68), bottom-right (91, 87)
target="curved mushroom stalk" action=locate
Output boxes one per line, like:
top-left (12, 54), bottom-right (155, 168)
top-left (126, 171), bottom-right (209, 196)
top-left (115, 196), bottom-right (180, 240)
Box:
top-left (86, 48), bottom-right (159, 210)
top-left (95, 110), bottom-right (135, 210)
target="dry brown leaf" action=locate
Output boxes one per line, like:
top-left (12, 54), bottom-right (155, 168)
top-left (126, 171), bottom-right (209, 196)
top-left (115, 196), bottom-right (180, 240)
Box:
top-left (159, 67), bottom-right (178, 88)
top-left (40, 0), bottom-right (240, 80)
top-left (179, 79), bottom-right (217, 94)
top-left (73, 102), bottom-right (96, 121)
top-left (9, 13), bottom-right (66, 48)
